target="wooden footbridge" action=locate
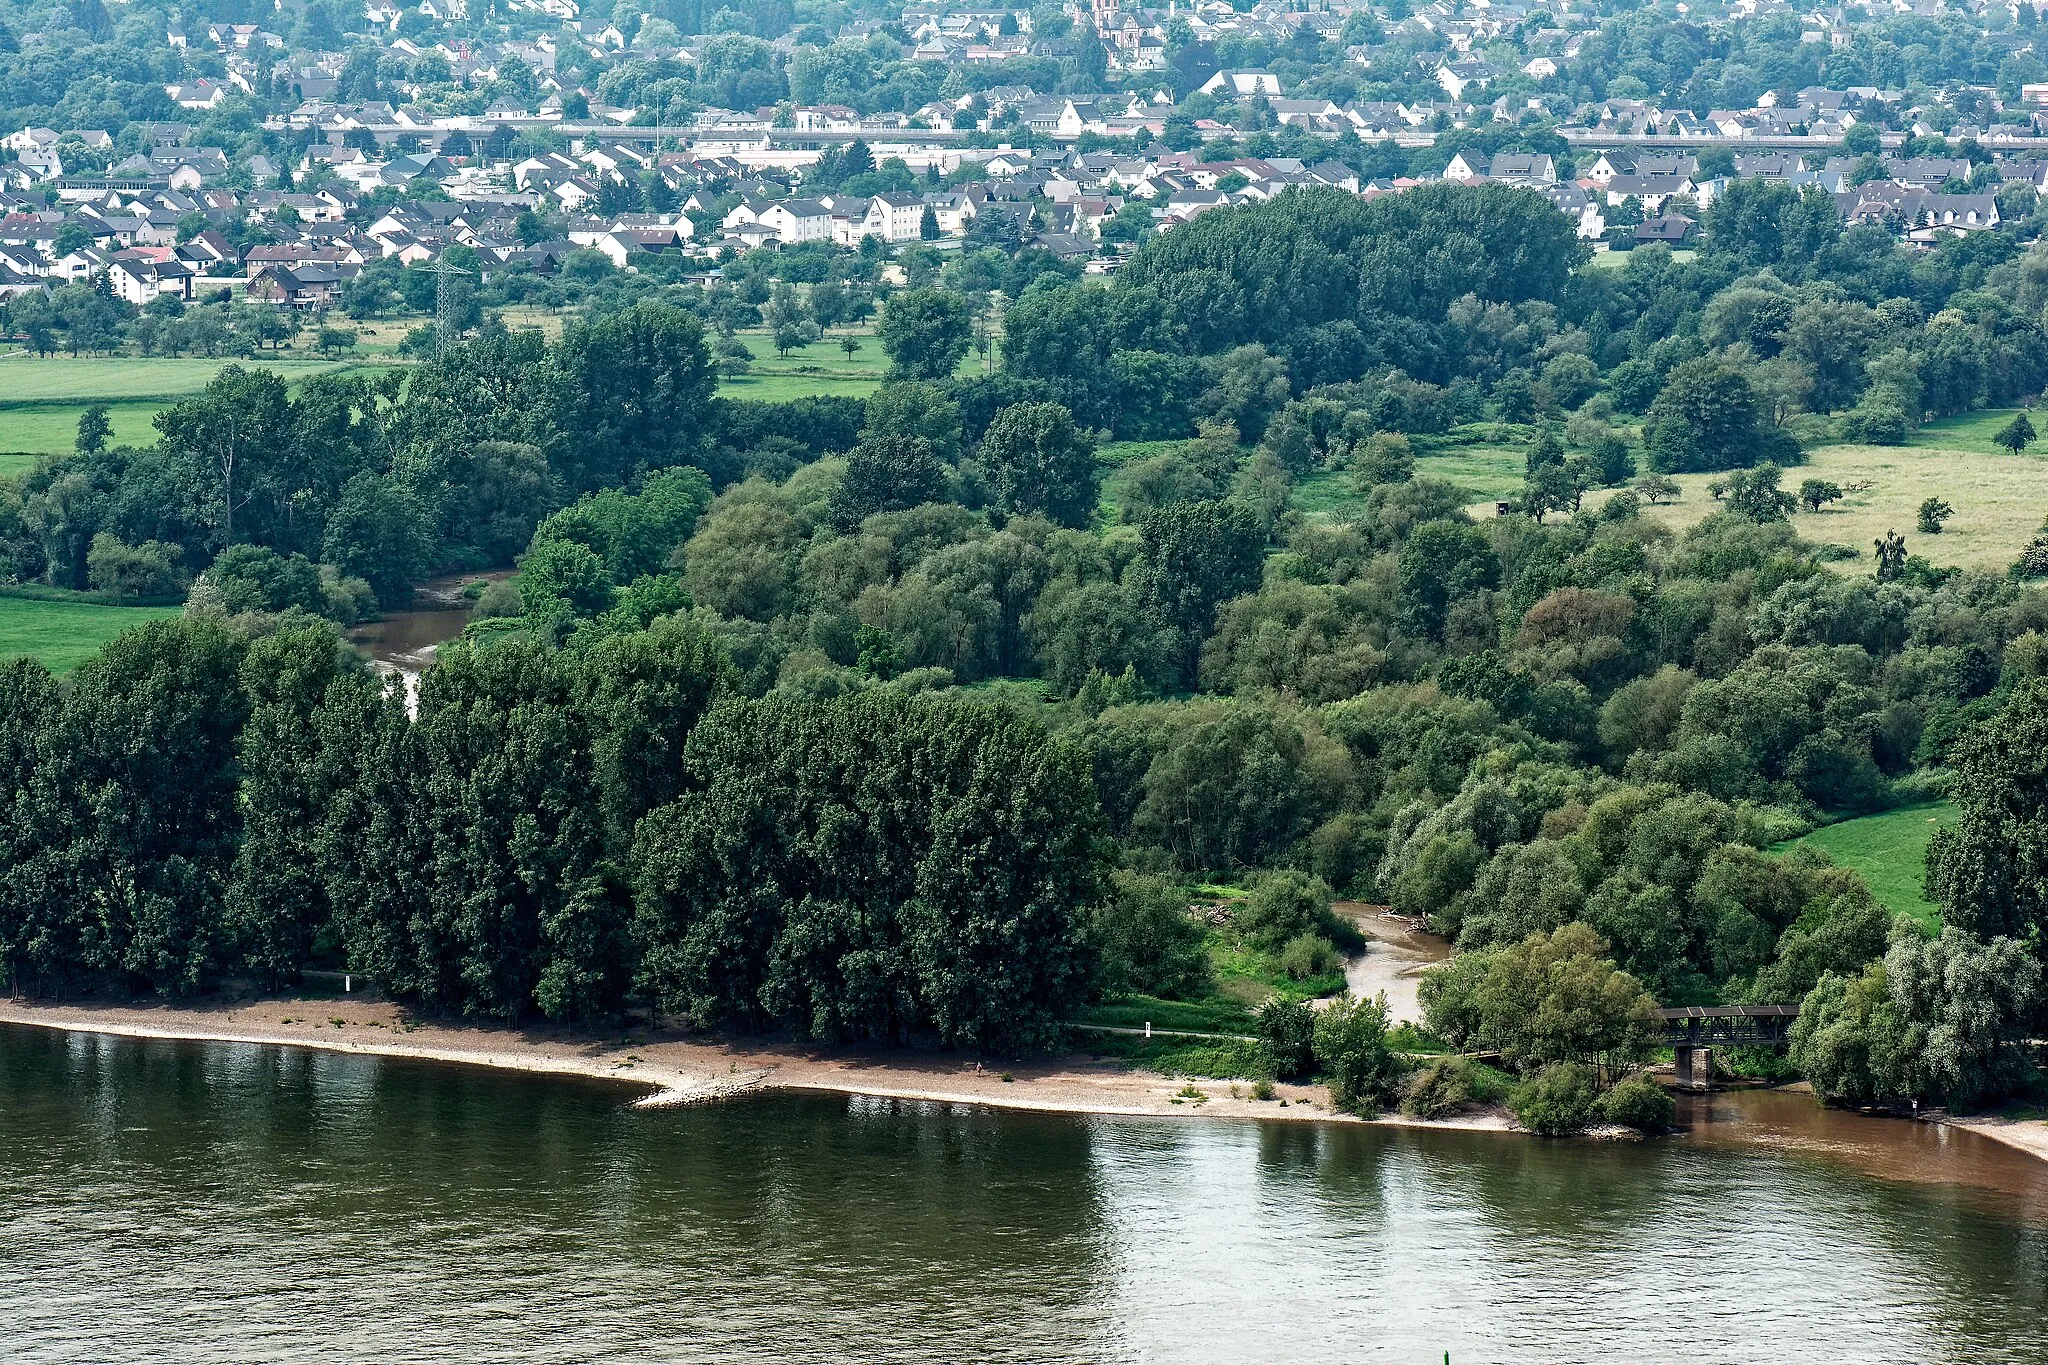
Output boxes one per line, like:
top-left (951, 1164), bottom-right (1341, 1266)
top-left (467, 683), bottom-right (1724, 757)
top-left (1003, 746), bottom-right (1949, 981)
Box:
top-left (1653, 1006), bottom-right (1800, 1090)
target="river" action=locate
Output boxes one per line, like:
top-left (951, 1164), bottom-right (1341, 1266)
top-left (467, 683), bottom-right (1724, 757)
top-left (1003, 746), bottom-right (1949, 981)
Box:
top-left (344, 571), bottom-right (503, 708)
top-left (4, 1025), bottom-right (2046, 1363)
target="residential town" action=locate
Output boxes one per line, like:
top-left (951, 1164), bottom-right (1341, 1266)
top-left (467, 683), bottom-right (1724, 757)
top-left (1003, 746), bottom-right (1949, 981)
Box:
top-left (3, 0), bottom-right (2047, 316)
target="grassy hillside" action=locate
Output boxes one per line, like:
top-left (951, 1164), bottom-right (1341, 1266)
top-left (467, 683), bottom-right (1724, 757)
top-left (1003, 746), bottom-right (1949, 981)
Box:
top-left (1776, 800), bottom-right (1957, 930)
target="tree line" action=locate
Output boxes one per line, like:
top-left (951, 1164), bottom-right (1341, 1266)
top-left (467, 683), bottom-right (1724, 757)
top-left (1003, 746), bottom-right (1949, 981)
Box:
top-left (0, 613), bottom-right (1103, 1051)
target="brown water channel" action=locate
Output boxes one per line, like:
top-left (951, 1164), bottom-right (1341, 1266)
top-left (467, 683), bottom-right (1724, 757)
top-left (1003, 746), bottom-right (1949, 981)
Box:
top-left (344, 569), bottom-right (503, 674)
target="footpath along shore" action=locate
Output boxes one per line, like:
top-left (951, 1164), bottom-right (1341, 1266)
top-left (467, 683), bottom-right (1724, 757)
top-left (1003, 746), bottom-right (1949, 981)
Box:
top-left (0, 995), bottom-right (1515, 1132)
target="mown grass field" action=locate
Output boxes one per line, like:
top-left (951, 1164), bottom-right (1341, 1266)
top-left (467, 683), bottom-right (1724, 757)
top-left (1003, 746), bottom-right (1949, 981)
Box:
top-left (716, 326), bottom-right (895, 402)
top-left (1776, 800), bottom-right (1957, 930)
top-left (0, 358), bottom-right (405, 458)
top-left (0, 401), bottom-right (166, 457)
top-left (1293, 430), bottom-right (1531, 522)
top-left (1605, 424), bottom-right (2048, 572)
top-left (1900, 407), bottom-right (2038, 458)
top-left (1414, 445), bottom-right (1529, 501)
top-left (0, 354), bottom-right (365, 402)
top-left (0, 597), bottom-right (180, 673)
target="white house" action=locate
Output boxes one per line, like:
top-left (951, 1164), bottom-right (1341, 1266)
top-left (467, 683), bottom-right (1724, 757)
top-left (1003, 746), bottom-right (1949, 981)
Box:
top-left (758, 198), bottom-right (835, 243)
top-left (165, 80), bottom-right (227, 110)
top-left (859, 191), bottom-right (925, 242)
top-left (108, 252), bottom-right (195, 305)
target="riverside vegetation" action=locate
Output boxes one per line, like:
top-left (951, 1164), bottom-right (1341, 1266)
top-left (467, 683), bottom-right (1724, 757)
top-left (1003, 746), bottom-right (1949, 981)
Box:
top-left (4, 185), bottom-right (2048, 1132)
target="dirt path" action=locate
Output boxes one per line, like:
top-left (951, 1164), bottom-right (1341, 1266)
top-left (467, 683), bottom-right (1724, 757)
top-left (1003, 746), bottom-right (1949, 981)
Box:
top-left (1333, 903), bottom-right (1451, 1025)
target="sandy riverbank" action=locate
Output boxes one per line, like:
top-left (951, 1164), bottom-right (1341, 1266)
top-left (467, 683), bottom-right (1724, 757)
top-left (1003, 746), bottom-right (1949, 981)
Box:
top-left (0, 995), bottom-right (1521, 1132)
top-left (1939, 1113), bottom-right (2048, 1165)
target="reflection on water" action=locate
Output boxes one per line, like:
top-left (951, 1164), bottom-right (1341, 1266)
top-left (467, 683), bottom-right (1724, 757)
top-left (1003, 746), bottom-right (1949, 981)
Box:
top-left (4, 1025), bottom-right (2047, 1364)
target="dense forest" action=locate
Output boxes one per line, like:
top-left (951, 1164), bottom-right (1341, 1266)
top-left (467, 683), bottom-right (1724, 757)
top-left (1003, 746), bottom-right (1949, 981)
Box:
top-left (4, 182), bottom-right (2047, 1125)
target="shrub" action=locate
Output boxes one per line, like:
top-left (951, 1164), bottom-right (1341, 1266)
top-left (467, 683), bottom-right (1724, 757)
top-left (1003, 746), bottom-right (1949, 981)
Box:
top-left (1313, 993), bottom-right (1403, 1114)
top-left (1509, 1061), bottom-right (1599, 1135)
top-left (1256, 996), bottom-right (1317, 1080)
top-left (1091, 870), bottom-right (1212, 998)
top-left (1238, 870), bottom-right (1365, 954)
top-left (1846, 401), bottom-right (1909, 445)
top-left (1400, 1055), bottom-right (1478, 1119)
top-left (1594, 1072), bottom-right (1676, 1132)
top-left (1279, 932), bottom-right (1341, 981)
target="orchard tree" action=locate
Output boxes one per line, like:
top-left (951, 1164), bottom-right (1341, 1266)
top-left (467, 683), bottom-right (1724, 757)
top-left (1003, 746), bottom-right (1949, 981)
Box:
top-left (1723, 463), bottom-right (1797, 522)
top-left (1995, 411), bottom-right (2037, 456)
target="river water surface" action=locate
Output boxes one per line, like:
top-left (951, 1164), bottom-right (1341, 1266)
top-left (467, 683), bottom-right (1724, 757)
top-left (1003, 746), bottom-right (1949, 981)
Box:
top-left (5, 1024), bottom-right (2047, 1364)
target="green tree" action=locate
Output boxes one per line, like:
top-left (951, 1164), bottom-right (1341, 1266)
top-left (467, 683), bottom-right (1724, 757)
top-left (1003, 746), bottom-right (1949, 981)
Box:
top-left (1257, 996), bottom-right (1318, 1079)
top-left (1395, 519), bottom-right (1498, 640)
top-left (1422, 923), bottom-right (1658, 1073)
top-left (321, 473), bottom-right (433, 610)
top-left (861, 381), bottom-right (963, 459)
top-left (227, 623), bottom-right (356, 987)
top-left (1130, 499), bottom-right (1267, 685)
top-left (529, 466), bottom-right (713, 583)
top-left (631, 690), bottom-right (1103, 1048)
top-left (1643, 357), bottom-right (1795, 473)
top-left (85, 535), bottom-right (184, 597)
top-left (876, 288), bottom-right (971, 380)
top-left (21, 618), bottom-right (250, 994)
top-left (1509, 1061), bottom-right (1599, 1135)
top-left (551, 299), bottom-right (716, 493)
top-left (1722, 462), bottom-right (1797, 522)
top-left (1313, 992), bottom-right (1402, 1114)
top-left (1917, 497), bottom-right (1953, 534)
top-left (1790, 929), bottom-right (2042, 1109)
top-left (1929, 677), bottom-right (2048, 979)
top-left (74, 404), bottom-right (110, 456)
top-left (1994, 411), bottom-right (2037, 456)
top-left (1092, 870), bottom-right (1209, 998)
top-left (1521, 460), bottom-right (1581, 523)
top-left (574, 617), bottom-right (730, 851)
top-left (1798, 478), bottom-right (1843, 512)
top-left (204, 544), bottom-right (328, 616)
top-left (976, 401), bottom-right (1098, 527)
top-left (519, 537), bottom-right (616, 622)
top-left (829, 435), bottom-right (951, 531)
top-left (154, 365), bottom-right (297, 550)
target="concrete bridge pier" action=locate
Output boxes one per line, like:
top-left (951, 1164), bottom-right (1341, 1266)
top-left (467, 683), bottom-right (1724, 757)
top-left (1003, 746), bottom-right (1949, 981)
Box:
top-left (1673, 1045), bottom-right (1714, 1091)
